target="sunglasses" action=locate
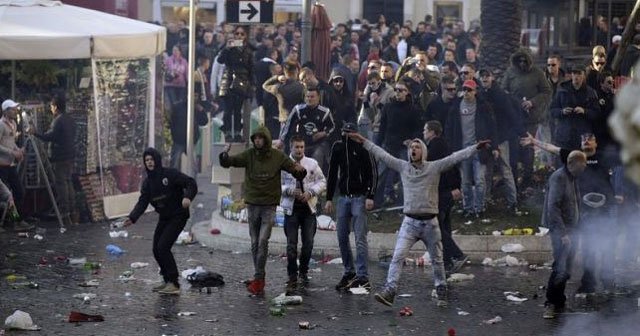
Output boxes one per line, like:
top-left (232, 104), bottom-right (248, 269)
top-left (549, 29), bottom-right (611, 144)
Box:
top-left (595, 62), bottom-right (605, 65)
top-left (547, 63), bottom-right (557, 67)
top-left (394, 88), bottom-right (408, 92)
top-left (368, 65), bottom-right (379, 69)
top-left (605, 80), bottom-right (614, 85)
top-left (463, 87), bottom-right (475, 92)
top-left (333, 78), bottom-right (344, 83)
top-left (444, 87), bottom-right (457, 92)
top-left (234, 31), bottom-right (246, 36)
top-left (460, 71), bottom-right (470, 75)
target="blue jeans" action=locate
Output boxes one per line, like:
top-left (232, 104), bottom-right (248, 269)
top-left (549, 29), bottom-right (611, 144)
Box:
top-left (336, 195), bottom-right (368, 278)
top-left (284, 206), bottom-right (317, 278)
top-left (546, 230), bottom-right (577, 307)
top-left (485, 141), bottom-right (517, 206)
top-left (385, 216), bottom-right (446, 290)
top-left (460, 154), bottom-right (486, 212)
top-left (246, 204), bottom-right (276, 280)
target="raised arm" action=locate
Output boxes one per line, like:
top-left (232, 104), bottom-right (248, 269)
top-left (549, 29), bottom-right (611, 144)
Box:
top-left (519, 132), bottom-right (560, 155)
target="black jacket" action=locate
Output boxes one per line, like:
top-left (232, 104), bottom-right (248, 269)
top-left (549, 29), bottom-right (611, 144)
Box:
top-left (129, 148), bottom-right (198, 222)
top-left (170, 100), bottom-right (209, 147)
top-left (426, 136), bottom-right (461, 205)
top-left (425, 95), bottom-right (455, 130)
top-left (279, 103), bottom-right (336, 151)
top-left (35, 112), bottom-right (76, 162)
top-left (326, 136), bottom-right (377, 200)
top-left (444, 97), bottom-right (497, 158)
top-left (482, 85), bottom-right (525, 142)
top-left (375, 98), bottom-right (423, 153)
top-left (550, 81), bottom-right (599, 150)
top-left (217, 44), bottom-right (255, 97)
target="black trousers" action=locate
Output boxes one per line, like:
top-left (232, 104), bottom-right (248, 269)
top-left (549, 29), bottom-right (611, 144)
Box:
top-left (438, 194), bottom-right (464, 266)
top-left (222, 93), bottom-right (246, 137)
top-left (284, 206), bottom-right (317, 279)
top-left (0, 166), bottom-right (23, 212)
top-left (153, 213), bottom-right (188, 286)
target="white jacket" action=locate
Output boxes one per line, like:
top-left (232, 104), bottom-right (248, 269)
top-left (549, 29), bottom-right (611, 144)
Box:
top-left (280, 156), bottom-right (326, 215)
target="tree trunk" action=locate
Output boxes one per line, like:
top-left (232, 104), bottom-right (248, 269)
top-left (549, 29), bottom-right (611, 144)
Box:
top-left (479, 0), bottom-right (523, 80)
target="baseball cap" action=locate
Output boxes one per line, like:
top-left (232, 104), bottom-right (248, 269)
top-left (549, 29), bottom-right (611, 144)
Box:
top-left (1, 99), bottom-right (19, 111)
top-left (462, 80), bottom-right (477, 90)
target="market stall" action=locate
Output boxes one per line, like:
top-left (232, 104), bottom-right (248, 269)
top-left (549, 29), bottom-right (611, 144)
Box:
top-left (0, 0), bottom-right (167, 220)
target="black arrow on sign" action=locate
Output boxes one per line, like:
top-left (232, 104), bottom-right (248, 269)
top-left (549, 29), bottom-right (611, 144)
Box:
top-left (240, 3), bottom-right (259, 21)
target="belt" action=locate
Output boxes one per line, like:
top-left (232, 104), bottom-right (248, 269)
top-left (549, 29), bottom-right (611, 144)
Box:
top-left (406, 213), bottom-right (436, 220)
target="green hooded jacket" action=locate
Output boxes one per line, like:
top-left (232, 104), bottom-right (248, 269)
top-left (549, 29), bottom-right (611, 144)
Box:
top-left (219, 126), bottom-right (305, 205)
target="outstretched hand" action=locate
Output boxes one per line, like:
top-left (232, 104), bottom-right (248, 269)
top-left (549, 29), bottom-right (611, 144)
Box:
top-left (346, 132), bottom-right (366, 143)
top-left (519, 132), bottom-right (534, 147)
top-left (476, 140), bottom-right (491, 150)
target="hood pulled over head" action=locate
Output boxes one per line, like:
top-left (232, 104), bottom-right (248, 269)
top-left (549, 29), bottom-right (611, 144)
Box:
top-left (250, 125), bottom-right (273, 149)
top-left (407, 138), bottom-right (428, 163)
top-left (143, 147), bottom-right (163, 174)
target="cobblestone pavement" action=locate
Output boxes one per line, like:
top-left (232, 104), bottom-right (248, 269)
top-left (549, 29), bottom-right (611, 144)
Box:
top-left (1, 175), bottom-right (639, 335)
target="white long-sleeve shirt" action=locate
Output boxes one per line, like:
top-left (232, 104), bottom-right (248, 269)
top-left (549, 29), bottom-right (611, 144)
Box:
top-left (280, 155), bottom-right (326, 215)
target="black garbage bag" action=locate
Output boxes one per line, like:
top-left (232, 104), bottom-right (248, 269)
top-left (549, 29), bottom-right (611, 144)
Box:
top-left (187, 271), bottom-right (225, 292)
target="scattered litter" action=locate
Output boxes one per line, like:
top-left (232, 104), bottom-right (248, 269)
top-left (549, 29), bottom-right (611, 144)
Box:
top-left (130, 262), bottom-right (149, 269)
top-left (106, 244), bottom-right (125, 255)
top-left (59, 227), bottom-right (67, 233)
top-left (68, 311), bottom-right (104, 323)
top-left (528, 264), bottom-right (551, 270)
top-left (398, 294), bottom-right (412, 298)
top-left (501, 243), bottom-right (525, 253)
top-left (308, 268), bottom-right (322, 273)
top-left (480, 218), bottom-right (491, 224)
top-left (124, 292), bottom-right (131, 297)
top-left (5, 274), bottom-right (26, 282)
top-left (118, 270), bottom-right (135, 282)
top-left (196, 203), bottom-right (204, 209)
top-left (317, 215), bottom-right (336, 230)
top-left (109, 230), bottom-right (129, 238)
top-left (10, 282), bottom-right (39, 289)
top-left (210, 228), bottom-right (221, 235)
top-left (181, 266), bottom-right (206, 279)
top-left (4, 310), bottom-right (40, 330)
top-left (271, 293), bottom-right (303, 305)
top-left (358, 311), bottom-right (374, 315)
top-left (33, 234), bottom-right (43, 241)
top-left (483, 315), bottom-right (503, 324)
top-left (502, 228), bottom-right (534, 235)
top-left (298, 321), bottom-right (315, 329)
top-left (17, 232), bottom-right (29, 238)
top-left (83, 262), bottom-right (101, 270)
top-left (482, 255), bottom-right (528, 267)
top-left (447, 273), bottom-right (475, 282)
top-left (73, 293), bottom-right (97, 303)
top-left (204, 319), bottom-right (218, 323)
top-left (269, 306), bottom-right (285, 316)
top-left (177, 312), bottom-right (196, 316)
top-left (187, 271), bottom-right (225, 292)
top-left (110, 219), bottom-right (126, 229)
top-left (457, 311), bottom-right (470, 316)
top-left (349, 287), bottom-right (370, 295)
top-left (175, 231), bottom-right (195, 245)
top-left (327, 257), bottom-right (342, 264)
top-left (399, 306), bottom-right (413, 316)
top-left (492, 231), bottom-right (502, 236)
top-left (535, 227), bottom-right (549, 236)
top-left (463, 220), bottom-right (473, 226)
top-left (505, 295), bottom-right (528, 302)
top-left (37, 257), bottom-right (48, 266)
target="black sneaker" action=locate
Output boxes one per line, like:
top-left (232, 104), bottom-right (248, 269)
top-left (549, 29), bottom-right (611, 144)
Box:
top-left (462, 211), bottom-right (475, 219)
top-left (435, 285), bottom-right (448, 307)
top-left (349, 277), bottom-right (372, 291)
top-left (374, 287), bottom-right (396, 307)
top-left (299, 273), bottom-right (310, 287)
top-left (335, 273), bottom-right (356, 290)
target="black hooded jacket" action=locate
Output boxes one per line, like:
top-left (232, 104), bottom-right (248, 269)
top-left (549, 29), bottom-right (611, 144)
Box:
top-left (128, 148), bottom-right (198, 222)
top-left (326, 135), bottom-right (377, 200)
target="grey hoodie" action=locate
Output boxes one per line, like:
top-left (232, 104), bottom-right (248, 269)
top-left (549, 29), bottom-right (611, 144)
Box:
top-left (363, 139), bottom-right (477, 215)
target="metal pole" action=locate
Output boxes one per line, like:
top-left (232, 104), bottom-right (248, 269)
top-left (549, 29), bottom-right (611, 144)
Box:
top-left (607, 0), bottom-right (612, 51)
top-left (11, 60), bottom-right (15, 98)
top-left (301, 0), bottom-right (313, 65)
top-left (186, 0), bottom-right (197, 176)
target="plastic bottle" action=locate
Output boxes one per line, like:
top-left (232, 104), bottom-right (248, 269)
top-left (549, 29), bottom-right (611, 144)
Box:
top-left (275, 207), bottom-right (285, 227)
top-left (271, 293), bottom-right (303, 305)
top-left (106, 244), bottom-right (124, 255)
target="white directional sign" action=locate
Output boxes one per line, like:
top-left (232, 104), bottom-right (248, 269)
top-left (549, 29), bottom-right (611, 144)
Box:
top-left (226, 0), bottom-right (273, 24)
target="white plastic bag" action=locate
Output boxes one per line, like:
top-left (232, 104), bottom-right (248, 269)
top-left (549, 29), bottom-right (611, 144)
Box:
top-left (4, 310), bottom-right (40, 330)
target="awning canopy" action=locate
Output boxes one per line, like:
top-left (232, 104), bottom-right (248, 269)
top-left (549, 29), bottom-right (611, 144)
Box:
top-left (0, 0), bottom-right (166, 60)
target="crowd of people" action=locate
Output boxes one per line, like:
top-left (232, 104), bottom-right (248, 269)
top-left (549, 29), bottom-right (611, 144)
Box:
top-left (204, 14), bottom-right (640, 319)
